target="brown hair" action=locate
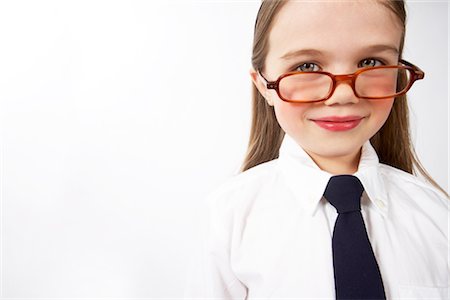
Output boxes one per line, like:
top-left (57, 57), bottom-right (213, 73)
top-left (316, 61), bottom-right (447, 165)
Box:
top-left (241, 0), bottom-right (449, 198)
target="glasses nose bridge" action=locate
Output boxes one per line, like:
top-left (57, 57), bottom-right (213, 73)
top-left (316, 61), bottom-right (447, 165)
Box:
top-left (325, 73), bottom-right (357, 101)
top-left (333, 73), bottom-right (355, 86)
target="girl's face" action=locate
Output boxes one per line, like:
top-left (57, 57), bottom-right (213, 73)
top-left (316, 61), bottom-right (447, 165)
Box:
top-left (250, 0), bottom-right (402, 174)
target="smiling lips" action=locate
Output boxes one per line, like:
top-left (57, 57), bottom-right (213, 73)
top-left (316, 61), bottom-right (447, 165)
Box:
top-left (311, 116), bottom-right (365, 131)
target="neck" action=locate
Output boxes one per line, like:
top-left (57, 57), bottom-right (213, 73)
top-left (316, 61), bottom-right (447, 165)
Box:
top-left (306, 148), bottom-right (362, 175)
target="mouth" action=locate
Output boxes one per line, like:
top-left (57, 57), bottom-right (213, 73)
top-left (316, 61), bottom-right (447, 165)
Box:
top-left (310, 115), bottom-right (365, 132)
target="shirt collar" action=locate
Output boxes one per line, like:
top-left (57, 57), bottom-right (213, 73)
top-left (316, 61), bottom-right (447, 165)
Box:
top-left (277, 134), bottom-right (388, 217)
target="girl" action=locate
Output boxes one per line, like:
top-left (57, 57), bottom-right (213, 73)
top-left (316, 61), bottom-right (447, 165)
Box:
top-left (185, 0), bottom-right (449, 298)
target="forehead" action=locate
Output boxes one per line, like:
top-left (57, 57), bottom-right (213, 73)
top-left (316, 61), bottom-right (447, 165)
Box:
top-left (267, 0), bottom-right (402, 64)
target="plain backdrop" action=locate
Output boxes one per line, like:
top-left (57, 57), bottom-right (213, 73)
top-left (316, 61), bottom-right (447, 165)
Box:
top-left (0, 0), bottom-right (448, 298)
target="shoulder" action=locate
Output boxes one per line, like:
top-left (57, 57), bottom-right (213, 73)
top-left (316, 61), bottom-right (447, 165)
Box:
top-left (379, 163), bottom-right (449, 210)
top-left (204, 159), bottom-right (279, 213)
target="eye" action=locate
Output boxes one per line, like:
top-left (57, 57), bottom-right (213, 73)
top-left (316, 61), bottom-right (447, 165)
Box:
top-left (359, 58), bottom-right (385, 68)
top-left (294, 62), bottom-right (320, 72)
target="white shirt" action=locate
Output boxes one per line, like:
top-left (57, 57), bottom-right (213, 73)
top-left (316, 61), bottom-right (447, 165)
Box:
top-left (184, 134), bottom-right (449, 299)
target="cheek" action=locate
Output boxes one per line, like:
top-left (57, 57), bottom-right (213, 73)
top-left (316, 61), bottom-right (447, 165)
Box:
top-left (273, 100), bottom-right (311, 131)
top-left (371, 99), bottom-right (395, 128)
top-left (378, 99), bottom-right (394, 118)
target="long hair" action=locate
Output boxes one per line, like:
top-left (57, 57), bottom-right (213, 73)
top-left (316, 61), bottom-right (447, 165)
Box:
top-left (241, 0), bottom-right (449, 198)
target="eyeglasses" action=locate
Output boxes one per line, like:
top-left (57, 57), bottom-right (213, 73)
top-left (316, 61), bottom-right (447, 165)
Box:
top-left (258, 59), bottom-right (424, 103)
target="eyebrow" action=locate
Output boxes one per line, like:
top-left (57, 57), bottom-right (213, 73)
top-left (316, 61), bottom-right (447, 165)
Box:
top-left (280, 44), bottom-right (399, 60)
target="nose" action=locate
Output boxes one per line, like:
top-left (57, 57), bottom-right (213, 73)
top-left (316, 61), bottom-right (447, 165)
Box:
top-left (323, 76), bottom-right (359, 106)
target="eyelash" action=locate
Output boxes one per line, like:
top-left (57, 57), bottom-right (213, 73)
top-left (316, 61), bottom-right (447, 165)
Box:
top-left (292, 58), bottom-right (387, 72)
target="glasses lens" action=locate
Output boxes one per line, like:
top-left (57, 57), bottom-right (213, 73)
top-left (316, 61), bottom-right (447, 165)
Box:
top-left (279, 73), bottom-right (332, 102)
top-left (355, 67), bottom-right (412, 98)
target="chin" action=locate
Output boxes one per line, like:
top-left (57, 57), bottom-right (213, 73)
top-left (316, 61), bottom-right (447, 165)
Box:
top-left (304, 141), bottom-right (363, 160)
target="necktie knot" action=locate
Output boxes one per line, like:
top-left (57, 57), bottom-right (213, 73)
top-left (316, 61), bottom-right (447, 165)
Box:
top-left (324, 175), bottom-right (364, 214)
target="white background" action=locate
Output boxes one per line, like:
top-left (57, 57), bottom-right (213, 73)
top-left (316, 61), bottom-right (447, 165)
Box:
top-left (0, 0), bottom-right (447, 298)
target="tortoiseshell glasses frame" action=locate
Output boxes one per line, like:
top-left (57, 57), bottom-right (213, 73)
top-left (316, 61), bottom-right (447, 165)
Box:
top-left (257, 59), bottom-right (425, 103)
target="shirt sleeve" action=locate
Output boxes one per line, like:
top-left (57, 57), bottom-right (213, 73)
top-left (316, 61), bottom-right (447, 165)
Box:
top-left (183, 191), bottom-right (248, 299)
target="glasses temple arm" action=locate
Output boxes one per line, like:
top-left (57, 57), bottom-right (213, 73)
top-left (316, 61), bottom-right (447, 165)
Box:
top-left (258, 70), bottom-right (279, 89)
top-left (400, 59), bottom-right (425, 79)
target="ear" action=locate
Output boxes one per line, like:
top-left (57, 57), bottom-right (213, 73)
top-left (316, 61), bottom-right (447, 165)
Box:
top-left (249, 68), bottom-right (274, 106)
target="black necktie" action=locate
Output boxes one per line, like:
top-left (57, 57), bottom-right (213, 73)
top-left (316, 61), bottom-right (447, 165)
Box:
top-left (323, 175), bottom-right (386, 299)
